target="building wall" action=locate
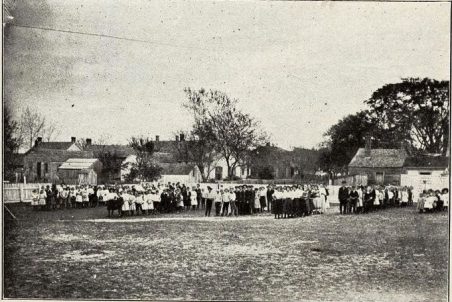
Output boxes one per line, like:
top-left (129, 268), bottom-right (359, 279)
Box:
top-left (348, 167), bottom-right (404, 185)
top-left (205, 157), bottom-right (250, 180)
top-left (24, 154), bottom-right (65, 183)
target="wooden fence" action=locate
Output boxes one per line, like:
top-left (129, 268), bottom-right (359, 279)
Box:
top-left (3, 183), bottom-right (51, 203)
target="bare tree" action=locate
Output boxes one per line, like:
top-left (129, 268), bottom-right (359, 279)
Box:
top-left (18, 106), bottom-right (46, 150)
top-left (41, 122), bottom-right (61, 142)
top-left (184, 88), bottom-right (267, 179)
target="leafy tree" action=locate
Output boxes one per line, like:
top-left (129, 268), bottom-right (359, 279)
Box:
top-left (125, 137), bottom-right (162, 182)
top-left (97, 151), bottom-right (124, 182)
top-left (317, 110), bottom-right (392, 176)
top-left (366, 78), bottom-right (449, 154)
top-left (3, 105), bottom-right (21, 181)
top-left (184, 88), bottom-right (267, 178)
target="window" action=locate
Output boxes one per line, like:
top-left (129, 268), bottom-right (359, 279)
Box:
top-left (419, 172), bottom-right (432, 175)
top-left (44, 163), bottom-right (49, 174)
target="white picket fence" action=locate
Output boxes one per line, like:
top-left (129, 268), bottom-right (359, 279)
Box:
top-left (3, 183), bottom-right (51, 203)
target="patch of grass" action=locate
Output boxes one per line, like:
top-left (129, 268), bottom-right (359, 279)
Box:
top-left (3, 204), bottom-right (448, 301)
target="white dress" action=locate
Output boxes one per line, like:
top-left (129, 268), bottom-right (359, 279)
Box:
top-left (140, 195), bottom-right (148, 211)
top-left (146, 194), bottom-right (154, 210)
top-left (442, 194), bottom-right (449, 207)
top-left (357, 190), bottom-right (363, 207)
top-left (190, 190), bottom-right (198, 206)
top-left (31, 192), bottom-right (40, 206)
top-left (121, 193), bottom-right (130, 211)
top-left (129, 195), bottom-right (137, 211)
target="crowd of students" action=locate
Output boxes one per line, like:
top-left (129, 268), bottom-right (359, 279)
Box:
top-left (30, 182), bottom-right (449, 217)
top-left (417, 188), bottom-right (449, 213)
top-left (337, 182), bottom-right (450, 214)
top-left (30, 183), bottom-right (331, 218)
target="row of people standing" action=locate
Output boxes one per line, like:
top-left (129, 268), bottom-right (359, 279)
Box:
top-left (338, 183), bottom-right (415, 214)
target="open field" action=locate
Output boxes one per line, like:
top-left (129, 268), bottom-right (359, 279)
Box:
top-left (3, 204), bottom-right (449, 301)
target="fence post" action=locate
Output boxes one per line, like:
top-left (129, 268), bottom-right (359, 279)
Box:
top-left (19, 183), bottom-right (23, 203)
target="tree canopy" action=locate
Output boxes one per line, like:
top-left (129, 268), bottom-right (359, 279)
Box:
top-left (183, 88), bottom-right (267, 178)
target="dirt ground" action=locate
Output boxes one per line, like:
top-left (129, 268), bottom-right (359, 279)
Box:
top-left (3, 204), bottom-right (449, 301)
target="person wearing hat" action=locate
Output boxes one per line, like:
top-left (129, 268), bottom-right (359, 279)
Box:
top-left (205, 186), bottom-right (214, 217)
top-left (338, 181), bottom-right (349, 215)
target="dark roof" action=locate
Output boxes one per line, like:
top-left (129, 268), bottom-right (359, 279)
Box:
top-left (404, 155), bottom-right (449, 169)
top-left (85, 145), bottom-right (135, 158)
top-left (349, 148), bottom-right (407, 168)
top-left (26, 142), bottom-right (78, 154)
top-left (160, 163), bottom-right (197, 175)
top-left (154, 141), bottom-right (181, 153)
top-left (153, 152), bottom-right (177, 163)
top-left (24, 149), bottom-right (94, 163)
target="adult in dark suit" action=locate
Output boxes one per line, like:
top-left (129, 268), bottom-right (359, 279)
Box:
top-left (338, 181), bottom-right (349, 215)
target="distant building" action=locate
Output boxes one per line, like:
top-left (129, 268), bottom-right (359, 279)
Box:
top-left (248, 144), bottom-right (320, 180)
top-left (57, 158), bottom-right (103, 185)
top-left (23, 137), bottom-right (93, 183)
top-left (84, 139), bottom-right (136, 182)
top-left (159, 162), bottom-right (202, 184)
top-left (348, 137), bottom-right (449, 187)
top-left (401, 154), bottom-right (449, 192)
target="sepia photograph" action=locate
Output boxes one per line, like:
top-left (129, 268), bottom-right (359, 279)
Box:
top-left (2, 0), bottom-right (450, 301)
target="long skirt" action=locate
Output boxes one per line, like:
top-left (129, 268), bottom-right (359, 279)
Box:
top-left (274, 199), bottom-right (283, 215)
top-left (283, 198), bottom-right (293, 215)
top-left (122, 201), bottom-right (130, 211)
top-left (259, 196), bottom-right (266, 209)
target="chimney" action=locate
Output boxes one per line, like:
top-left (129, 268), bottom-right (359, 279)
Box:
top-left (86, 138), bottom-right (92, 146)
top-left (155, 135), bottom-right (160, 142)
top-left (71, 137), bottom-right (76, 143)
top-left (364, 136), bottom-right (372, 156)
top-left (175, 135), bottom-right (179, 142)
top-left (35, 137), bottom-right (43, 147)
top-left (180, 133), bottom-right (185, 141)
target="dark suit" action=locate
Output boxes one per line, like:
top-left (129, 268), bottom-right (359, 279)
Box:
top-left (338, 186), bottom-right (349, 214)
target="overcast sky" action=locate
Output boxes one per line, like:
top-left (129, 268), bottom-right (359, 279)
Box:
top-left (4, 0), bottom-right (450, 150)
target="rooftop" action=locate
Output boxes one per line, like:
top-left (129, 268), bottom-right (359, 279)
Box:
top-left (59, 158), bottom-right (100, 170)
top-left (349, 148), bottom-right (407, 168)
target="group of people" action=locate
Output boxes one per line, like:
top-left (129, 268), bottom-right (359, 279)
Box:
top-left (417, 188), bottom-right (449, 213)
top-left (30, 181), bottom-right (449, 218)
top-left (337, 182), bottom-right (426, 214)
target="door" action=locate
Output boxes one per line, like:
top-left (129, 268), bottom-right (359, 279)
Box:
top-left (36, 162), bottom-right (42, 180)
top-left (375, 172), bottom-right (384, 185)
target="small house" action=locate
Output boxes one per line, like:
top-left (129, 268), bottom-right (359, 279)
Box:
top-left (57, 158), bottom-right (103, 185)
top-left (348, 138), bottom-right (407, 185)
top-left (159, 162), bottom-right (202, 185)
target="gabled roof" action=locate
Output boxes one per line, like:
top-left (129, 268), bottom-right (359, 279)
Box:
top-left (154, 141), bottom-right (181, 153)
top-left (24, 149), bottom-right (94, 163)
top-left (160, 162), bottom-right (197, 175)
top-left (85, 144), bottom-right (135, 158)
top-left (59, 158), bottom-right (100, 170)
top-left (25, 142), bottom-right (79, 154)
top-left (349, 148), bottom-right (407, 168)
top-left (404, 155), bottom-right (449, 169)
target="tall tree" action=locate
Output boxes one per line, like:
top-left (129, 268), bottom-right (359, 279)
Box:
top-left (3, 105), bottom-right (21, 181)
top-left (17, 106), bottom-right (46, 150)
top-left (124, 137), bottom-right (162, 182)
top-left (366, 78), bottom-right (449, 154)
top-left (173, 126), bottom-right (217, 181)
top-left (317, 110), bottom-right (391, 176)
top-left (184, 88), bottom-right (267, 178)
